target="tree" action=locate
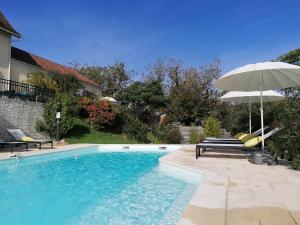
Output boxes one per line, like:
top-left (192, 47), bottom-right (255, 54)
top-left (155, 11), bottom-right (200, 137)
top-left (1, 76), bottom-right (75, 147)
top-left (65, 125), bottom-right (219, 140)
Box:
top-left (116, 80), bottom-right (167, 123)
top-left (268, 48), bottom-right (300, 167)
top-left (277, 48), bottom-right (300, 65)
top-left (36, 93), bottom-right (78, 137)
top-left (25, 71), bottom-right (59, 92)
top-left (29, 71), bottom-right (82, 137)
top-left (72, 62), bottom-right (131, 96)
top-left (26, 71), bottom-right (82, 95)
top-left (168, 60), bottom-right (221, 125)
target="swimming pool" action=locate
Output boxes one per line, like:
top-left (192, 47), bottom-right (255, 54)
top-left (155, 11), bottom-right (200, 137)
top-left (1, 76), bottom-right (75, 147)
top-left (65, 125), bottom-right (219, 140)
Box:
top-left (0, 146), bottom-right (200, 225)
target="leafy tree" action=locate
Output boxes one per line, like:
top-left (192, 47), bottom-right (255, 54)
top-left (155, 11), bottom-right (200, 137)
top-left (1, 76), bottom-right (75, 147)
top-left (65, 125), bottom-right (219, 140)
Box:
top-left (26, 71), bottom-right (82, 95)
top-left (25, 71), bottom-right (59, 92)
top-left (30, 71), bottom-right (82, 138)
top-left (72, 62), bottom-right (131, 96)
top-left (36, 93), bottom-right (78, 137)
top-left (116, 80), bottom-right (167, 123)
top-left (277, 48), bottom-right (300, 65)
top-left (168, 60), bottom-right (221, 125)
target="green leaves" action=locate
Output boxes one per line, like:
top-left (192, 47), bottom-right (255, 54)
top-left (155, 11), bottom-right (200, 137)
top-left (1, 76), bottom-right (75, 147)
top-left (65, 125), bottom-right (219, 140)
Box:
top-left (37, 93), bottom-right (79, 138)
top-left (203, 116), bottom-right (221, 137)
top-left (76, 62), bottom-right (131, 96)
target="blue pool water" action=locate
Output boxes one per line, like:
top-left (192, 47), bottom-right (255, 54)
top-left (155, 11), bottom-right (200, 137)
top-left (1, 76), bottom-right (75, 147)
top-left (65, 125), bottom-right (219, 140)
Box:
top-left (0, 147), bottom-right (199, 225)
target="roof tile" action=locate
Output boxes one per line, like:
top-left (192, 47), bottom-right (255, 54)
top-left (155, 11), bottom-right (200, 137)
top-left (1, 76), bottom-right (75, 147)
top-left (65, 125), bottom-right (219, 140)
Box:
top-left (11, 47), bottom-right (99, 87)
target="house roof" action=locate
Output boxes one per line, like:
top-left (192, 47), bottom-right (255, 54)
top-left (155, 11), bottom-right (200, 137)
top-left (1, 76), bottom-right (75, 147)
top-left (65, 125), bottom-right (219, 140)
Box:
top-left (11, 47), bottom-right (99, 87)
top-left (0, 11), bottom-right (21, 38)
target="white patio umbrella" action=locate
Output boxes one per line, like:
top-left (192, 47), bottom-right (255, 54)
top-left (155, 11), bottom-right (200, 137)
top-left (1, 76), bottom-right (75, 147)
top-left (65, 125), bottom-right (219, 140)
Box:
top-left (215, 61), bottom-right (300, 151)
top-left (100, 96), bottom-right (117, 103)
top-left (221, 91), bottom-right (284, 134)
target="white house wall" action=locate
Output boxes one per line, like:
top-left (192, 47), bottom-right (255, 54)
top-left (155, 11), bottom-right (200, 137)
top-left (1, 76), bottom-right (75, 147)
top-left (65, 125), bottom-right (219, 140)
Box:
top-left (10, 59), bottom-right (39, 82)
top-left (0, 30), bottom-right (11, 80)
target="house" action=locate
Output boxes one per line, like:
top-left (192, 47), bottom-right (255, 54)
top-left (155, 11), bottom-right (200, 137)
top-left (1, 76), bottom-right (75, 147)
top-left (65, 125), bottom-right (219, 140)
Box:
top-left (0, 11), bottom-right (101, 95)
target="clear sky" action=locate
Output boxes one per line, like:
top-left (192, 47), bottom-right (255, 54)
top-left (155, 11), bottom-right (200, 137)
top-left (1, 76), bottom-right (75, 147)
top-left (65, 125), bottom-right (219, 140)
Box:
top-left (2, 0), bottom-right (300, 77)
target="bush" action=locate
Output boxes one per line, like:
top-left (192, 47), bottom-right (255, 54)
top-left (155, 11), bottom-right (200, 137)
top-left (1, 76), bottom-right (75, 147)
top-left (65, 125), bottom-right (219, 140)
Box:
top-left (189, 125), bottom-right (199, 144)
top-left (147, 124), bottom-right (183, 144)
top-left (197, 132), bottom-right (206, 143)
top-left (78, 97), bottom-right (93, 118)
top-left (292, 155), bottom-right (300, 170)
top-left (123, 117), bottom-right (150, 143)
top-left (165, 127), bottom-right (183, 144)
top-left (26, 71), bottom-right (59, 92)
top-left (36, 93), bottom-right (78, 138)
top-left (147, 132), bottom-right (162, 144)
top-left (269, 96), bottom-right (300, 163)
top-left (86, 100), bottom-right (117, 131)
top-left (203, 116), bottom-right (221, 137)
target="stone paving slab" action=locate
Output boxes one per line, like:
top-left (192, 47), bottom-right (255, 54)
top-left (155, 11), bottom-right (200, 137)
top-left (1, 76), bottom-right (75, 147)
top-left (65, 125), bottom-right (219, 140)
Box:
top-left (160, 146), bottom-right (300, 225)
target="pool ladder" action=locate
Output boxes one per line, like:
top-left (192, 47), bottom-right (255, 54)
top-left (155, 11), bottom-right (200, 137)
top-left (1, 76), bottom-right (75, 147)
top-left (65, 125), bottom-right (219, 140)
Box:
top-left (11, 153), bottom-right (22, 164)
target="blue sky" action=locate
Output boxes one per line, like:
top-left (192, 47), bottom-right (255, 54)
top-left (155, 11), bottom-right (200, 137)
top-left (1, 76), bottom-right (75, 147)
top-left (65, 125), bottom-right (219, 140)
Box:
top-left (2, 0), bottom-right (300, 78)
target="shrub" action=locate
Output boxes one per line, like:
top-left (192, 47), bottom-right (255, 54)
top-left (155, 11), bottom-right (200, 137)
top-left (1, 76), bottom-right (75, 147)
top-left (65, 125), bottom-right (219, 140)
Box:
top-left (26, 71), bottom-right (59, 92)
top-left (147, 124), bottom-right (183, 144)
top-left (197, 132), bottom-right (206, 143)
top-left (269, 96), bottom-right (300, 163)
top-left (78, 97), bottom-right (93, 118)
top-left (123, 117), bottom-right (149, 143)
top-left (189, 125), bottom-right (199, 144)
top-left (36, 93), bottom-right (78, 137)
top-left (147, 132), bottom-right (162, 144)
top-left (86, 100), bottom-right (117, 131)
top-left (292, 155), bottom-right (300, 170)
top-left (203, 116), bottom-right (221, 137)
top-left (165, 127), bottom-right (183, 144)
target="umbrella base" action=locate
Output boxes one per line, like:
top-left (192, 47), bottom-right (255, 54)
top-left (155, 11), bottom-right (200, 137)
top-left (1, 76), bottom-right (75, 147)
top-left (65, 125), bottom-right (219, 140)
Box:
top-left (248, 151), bottom-right (265, 165)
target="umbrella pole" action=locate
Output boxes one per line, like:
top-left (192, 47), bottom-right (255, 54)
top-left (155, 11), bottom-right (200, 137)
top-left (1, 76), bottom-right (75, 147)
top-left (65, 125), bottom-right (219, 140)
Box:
top-left (249, 102), bottom-right (252, 134)
top-left (260, 75), bottom-right (265, 153)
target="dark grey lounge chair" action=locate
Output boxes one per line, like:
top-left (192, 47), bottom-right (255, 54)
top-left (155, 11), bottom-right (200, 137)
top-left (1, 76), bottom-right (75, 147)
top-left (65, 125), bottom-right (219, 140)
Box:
top-left (0, 139), bottom-right (28, 153)
top-left (196, 128), bottom-right (280, 159)
top-left (203, 126), bottom-right (269, 144)
top-left (7, 129), bottom-right (53, 150)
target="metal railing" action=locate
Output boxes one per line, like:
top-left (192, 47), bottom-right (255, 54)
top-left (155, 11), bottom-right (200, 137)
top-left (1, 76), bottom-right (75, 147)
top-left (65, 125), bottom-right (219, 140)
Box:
top-left (0, 78), bottom-right (53, 103)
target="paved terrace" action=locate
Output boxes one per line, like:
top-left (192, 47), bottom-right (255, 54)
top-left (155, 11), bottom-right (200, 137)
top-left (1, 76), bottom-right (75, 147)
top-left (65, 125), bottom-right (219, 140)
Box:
top-left (160, 147), bottom-right (300, 225)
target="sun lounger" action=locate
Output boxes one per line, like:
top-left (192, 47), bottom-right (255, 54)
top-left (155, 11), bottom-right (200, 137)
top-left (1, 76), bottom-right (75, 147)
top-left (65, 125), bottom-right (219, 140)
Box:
top-left (7, 129), bottom-right (53, 150)
top-left (204, 126), bottom-right (269, 144)
top-left (0, 139), bottom-right (28, 153)
top-left (196, 127), bottom-right (280, 159)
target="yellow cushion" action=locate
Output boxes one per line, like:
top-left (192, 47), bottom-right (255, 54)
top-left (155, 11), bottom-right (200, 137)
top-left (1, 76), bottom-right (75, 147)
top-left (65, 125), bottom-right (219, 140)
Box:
top-left (244, 136), bottom-right (262, 147)
top-left (234, 132), bottom-right (245, 139)
top-left (238, 133), bottom-right (248, 140)
top-left (240, 133), bottom-right (257, 143)
top-left (20, 136), bottom-right (34, 141)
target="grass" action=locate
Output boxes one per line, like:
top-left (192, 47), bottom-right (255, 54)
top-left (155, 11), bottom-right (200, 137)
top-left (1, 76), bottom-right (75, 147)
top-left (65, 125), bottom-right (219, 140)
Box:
top-left (65, 118), bottom-right (139, 144)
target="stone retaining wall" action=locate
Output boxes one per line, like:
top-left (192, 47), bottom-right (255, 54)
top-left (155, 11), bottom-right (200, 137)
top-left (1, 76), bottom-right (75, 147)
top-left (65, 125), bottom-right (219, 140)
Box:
top-left (0, 97), bottom-right (46, 141)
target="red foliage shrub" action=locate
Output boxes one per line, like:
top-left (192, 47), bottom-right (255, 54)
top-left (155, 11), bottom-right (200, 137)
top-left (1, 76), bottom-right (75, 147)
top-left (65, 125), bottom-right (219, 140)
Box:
top-left (78, 97), bottom-right (93, 109)
top-left (86, 100), bottom-right (117, 130)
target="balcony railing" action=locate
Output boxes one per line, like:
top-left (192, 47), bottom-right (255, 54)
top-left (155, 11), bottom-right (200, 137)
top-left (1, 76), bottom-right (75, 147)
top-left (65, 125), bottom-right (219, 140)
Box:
top-left (0, 78), bottom-right (53, 103)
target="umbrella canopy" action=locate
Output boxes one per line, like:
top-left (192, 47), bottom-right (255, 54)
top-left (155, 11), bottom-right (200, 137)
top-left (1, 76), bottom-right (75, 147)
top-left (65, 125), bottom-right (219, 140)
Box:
top-left (100, 96), bottom-right (117, 103)
top-left (221, 90), bottom-right (284, 104)
top-left (221, 91), bottom-right (284, 133)
top-left (215, 62), bottom-right (300, 152)
top-left (215, 62), bottom-right (300, 91)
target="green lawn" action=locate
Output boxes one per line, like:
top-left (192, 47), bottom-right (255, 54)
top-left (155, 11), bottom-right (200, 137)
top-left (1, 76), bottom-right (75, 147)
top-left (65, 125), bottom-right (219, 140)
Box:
top-left (65, 119), bottom-right (138, 144)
